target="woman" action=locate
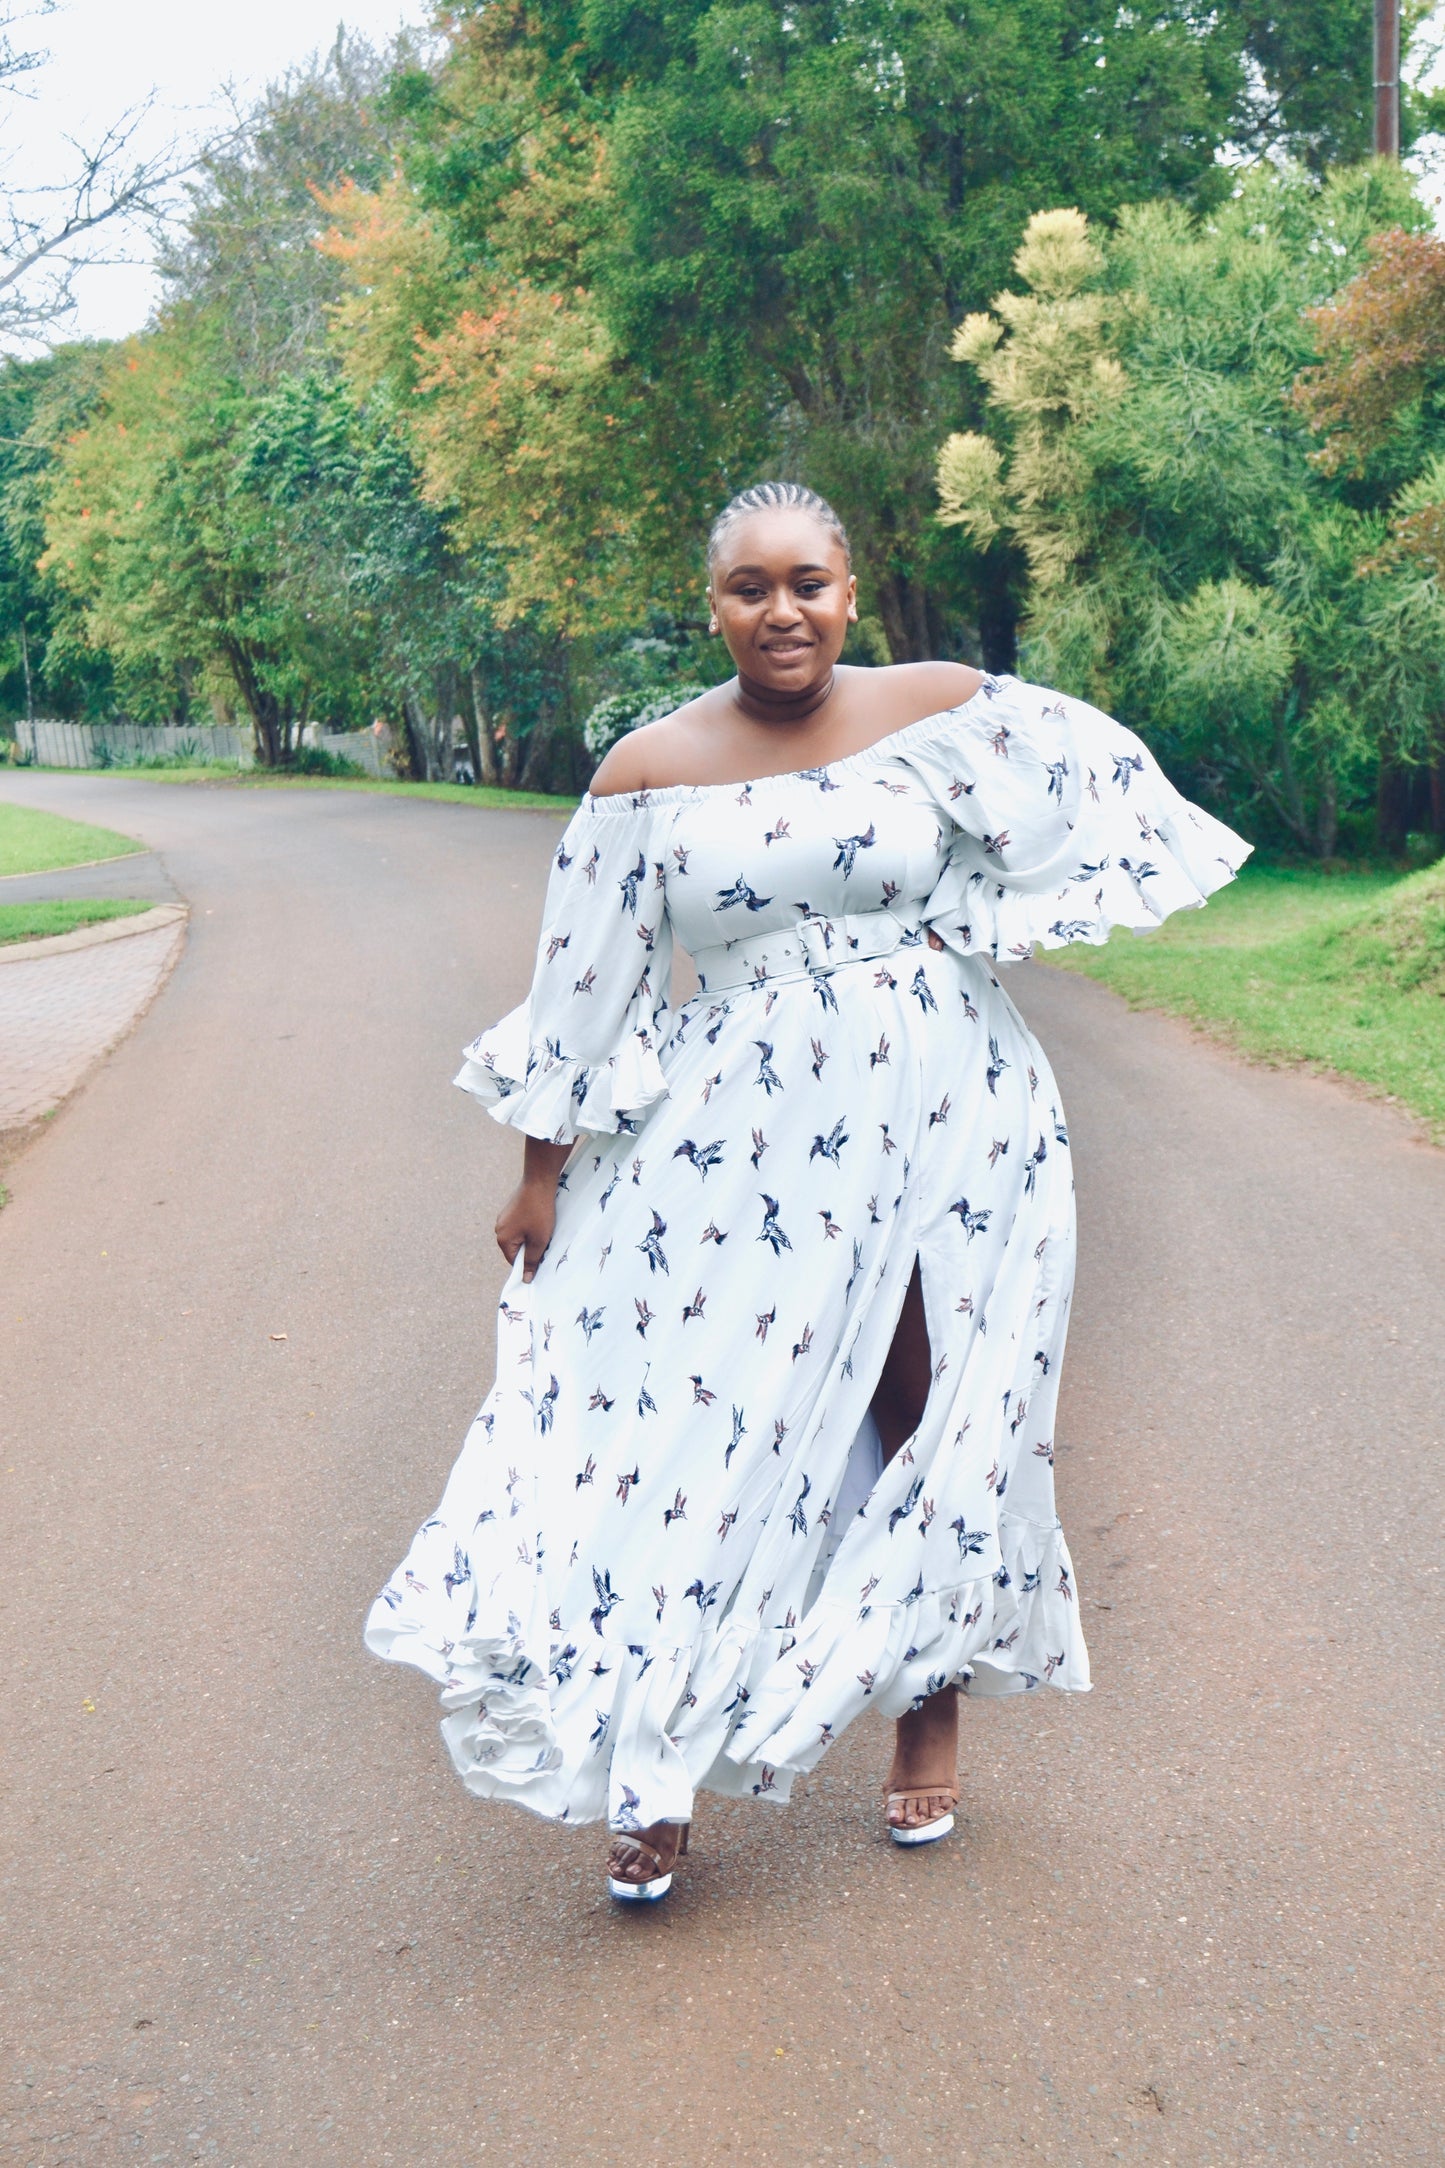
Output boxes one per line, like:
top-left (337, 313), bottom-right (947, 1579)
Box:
top-left (367, 481), bottom-right (1248, 1901)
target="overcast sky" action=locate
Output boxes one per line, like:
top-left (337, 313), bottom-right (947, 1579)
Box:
top-left (2, 0), bottom-right (422, 345)
top-left (4, 0), bottom-right (1444, 350)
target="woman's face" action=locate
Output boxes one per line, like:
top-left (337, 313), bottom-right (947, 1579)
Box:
top-left (708, 509), bottom-right (857, 697)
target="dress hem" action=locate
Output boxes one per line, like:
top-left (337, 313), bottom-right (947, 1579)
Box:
top-left (363, 1510), bottom-right (1090, 1829)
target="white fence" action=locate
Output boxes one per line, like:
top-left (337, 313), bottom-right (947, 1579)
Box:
top-left (12, 718), bottom-right (393, 778)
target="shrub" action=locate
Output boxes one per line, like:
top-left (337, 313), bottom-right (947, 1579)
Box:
top-left (582, 683), bottom-right (707, 761)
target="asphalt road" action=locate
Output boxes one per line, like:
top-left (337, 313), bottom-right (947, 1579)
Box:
top-left (1, 773), bottom-right (1440, 2167)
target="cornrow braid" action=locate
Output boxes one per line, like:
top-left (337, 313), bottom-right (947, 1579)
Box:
top-left (707, 480), bottom-right (852, 571)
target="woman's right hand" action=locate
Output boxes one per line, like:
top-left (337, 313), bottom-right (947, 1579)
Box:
top-left (495, 1179), bottom-right (557, 1282)
top-left (494, 1135), bottom-right (573, 1282)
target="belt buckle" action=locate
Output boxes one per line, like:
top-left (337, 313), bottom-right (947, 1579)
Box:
top-left (798, 915), bottom-right (837, 971)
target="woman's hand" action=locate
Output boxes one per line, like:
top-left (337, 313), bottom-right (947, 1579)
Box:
top-left (495, 1136), bottom-right (573, 1283)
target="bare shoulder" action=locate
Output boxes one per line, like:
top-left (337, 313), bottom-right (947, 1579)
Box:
top-left (588, 689), bottom-right (729, 798)
top-left (869, 659), bottom-right (985, 720)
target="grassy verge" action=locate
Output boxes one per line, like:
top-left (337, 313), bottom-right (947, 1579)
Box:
top-left (0, 897), bottom-right (154, 947)
top-left (23, 762), bottom-right (575, 811)
top-left (0, 801), bottom-right (145, 876)
top-left (1048, 859), bottom-right (1445, 1136)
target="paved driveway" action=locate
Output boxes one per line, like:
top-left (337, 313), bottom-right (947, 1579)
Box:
top-left (1, 773), bottom-right (1440, 2165)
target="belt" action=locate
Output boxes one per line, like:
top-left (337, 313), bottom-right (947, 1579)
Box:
top-left (692, 908), bottom-right (923, 993)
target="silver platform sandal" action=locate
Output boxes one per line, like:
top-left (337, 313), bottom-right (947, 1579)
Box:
top-left (606, 1822), bottom-right (689, 1902)
top-left (884, 1788), bottom-right (958, 1847)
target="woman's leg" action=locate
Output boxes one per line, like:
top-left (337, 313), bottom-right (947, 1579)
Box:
top-left (872, 1261), bottom-right (960, 1831)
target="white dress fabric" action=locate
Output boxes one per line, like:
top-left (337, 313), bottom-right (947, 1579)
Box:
top-left (366, 675), bottom-right (1249, 1830)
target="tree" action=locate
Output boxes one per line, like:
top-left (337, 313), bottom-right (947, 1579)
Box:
top-left (1215, 0), bottom-right (1445, 168)
top-left (40, 314), bottom-right (351, 757)
top-left (156, 29), bottom-right (401, 379)
top-left (936, 163), bottom-right (1445, 855)
top-left (240, 367), bottom-right (568, 785)
top-left (25, 35), bottom-right (411, 753)
top-left (0, 345), bottom-right (118, 725)
top-left (326, 0), bottom-right (1445, 674)
top-left (1293, 225), bottom-right (1445, 842)
top-left (30, 29), bottom-right (586, 783)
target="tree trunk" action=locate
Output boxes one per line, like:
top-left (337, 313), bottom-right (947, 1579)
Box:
top-left (1272, 708), bottom-right (1312, 851)
top-left (975, 552), bottom-right (1021, 673)
top-left (1421, 719), bottom-right (1445, 836)
top-left (467, 666), bottom-right (497, 785)
top-left (871, 563), bottom-right (935, 662)
top-left (1376, 749), bottom-right (1414, 855)
top-left (1315, 764), bottom-right (1339, 860)
top-left (519, 709), bottom-right (555, 791)
top-left (222, 639), bottom-right (288, 766)
top-left (400, 691), bottom-right (432, 779)
top-left (250, 689), bottom-right (287, 767)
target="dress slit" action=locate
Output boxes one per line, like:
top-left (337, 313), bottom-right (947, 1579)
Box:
top-left (366, 672), bottom-right (1251, 1825)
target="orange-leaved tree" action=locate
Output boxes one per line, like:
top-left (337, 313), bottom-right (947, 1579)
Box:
top-left (318, 11), bottom-right (696, 643)
top-left (1293, 228), bottom-right (1445, 842)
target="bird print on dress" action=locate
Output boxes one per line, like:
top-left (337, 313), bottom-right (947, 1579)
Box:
top-left (370, 672), bottom-right (1249, 1836)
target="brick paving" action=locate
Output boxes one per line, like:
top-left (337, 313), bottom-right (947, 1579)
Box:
top-left (0, 916), bottom-right (186, 1133)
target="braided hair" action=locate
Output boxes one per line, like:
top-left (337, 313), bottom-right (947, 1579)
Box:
top-left (706, 480), bottom-right (852, 572)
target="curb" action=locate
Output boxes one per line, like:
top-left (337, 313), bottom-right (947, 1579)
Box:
top-left (0, 902), bottom-right (188, 964)
top-left (0, 849), bottom-right (147, 885)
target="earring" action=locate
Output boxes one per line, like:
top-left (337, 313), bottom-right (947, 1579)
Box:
top-left (708, 618), bottom-right (720, 635)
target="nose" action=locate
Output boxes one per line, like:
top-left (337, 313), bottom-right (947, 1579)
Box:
top-left (764, 586), bottom-right (804, 626)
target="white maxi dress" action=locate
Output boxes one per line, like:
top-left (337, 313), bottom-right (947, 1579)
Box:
top-left (366, 675), bottom-right (1249, 1830)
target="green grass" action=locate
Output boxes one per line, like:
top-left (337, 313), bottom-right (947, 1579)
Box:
top-left (26, 762), bottom-right (575, 811)
top-left (1048, 858), bottom-right (1445, 1135)
top-left (0, 801), bottom-right (145, 876)
top-left (0, 897), bottom-right (153, 947)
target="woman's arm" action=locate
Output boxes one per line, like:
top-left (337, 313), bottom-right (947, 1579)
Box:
top-left (495, 1135), bottom-right (573, 1283)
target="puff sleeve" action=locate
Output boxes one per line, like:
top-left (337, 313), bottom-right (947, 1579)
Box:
top-left (455, 794), bottom-right (676, 1143)
top-left (911, 675), bottom-right (1251, 961)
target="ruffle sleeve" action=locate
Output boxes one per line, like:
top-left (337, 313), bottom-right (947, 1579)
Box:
top-left (455, 794), bottom-right (676, 1143)
top-left (909, 675), bottom-right (1251, 962)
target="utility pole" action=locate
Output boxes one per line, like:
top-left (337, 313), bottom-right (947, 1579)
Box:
top-left (1374, 0), bottom-right (1400, 157)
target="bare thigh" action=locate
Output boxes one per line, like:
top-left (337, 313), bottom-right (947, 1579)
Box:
top-left (871, 1258), bottom-right (931, 1464)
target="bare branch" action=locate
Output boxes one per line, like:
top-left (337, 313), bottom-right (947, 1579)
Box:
top-left (0, 101), bottom-right (195, 296)
top-left (0, 1), bottom-right (55, 96)
top-left (1, 96), bottom-right (208, 341)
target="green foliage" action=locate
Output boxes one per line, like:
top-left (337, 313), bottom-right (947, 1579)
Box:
top-left (938, 164), bottom-right (1445, 855)
top-left (0, 800), bottom-right (142, 876)
top-left (332, 0), bottom-right (1417, 670)
top-left (112, 766), bottom-right (574, 809)
top-left (92, 737), bottom-right (209, 770)
top-left (41, 314), bottom-right (341, 759)
top-left (1049, 858), bottom-right (1445, 1137)
top-left (0, 347), bottom-right (120, 722)
top-left (1324, 859), bottom-right (1445, 992)
top-left (24, 34), bottom-right (596, 788)
top-left (157, 30), bottom-right (401, 380)
top-left (0, 897), bottom-right (151, 947)
top-left (15, 4), bottom-right (1445, 828)
top-left (583, 683), bottom-right (707, 760)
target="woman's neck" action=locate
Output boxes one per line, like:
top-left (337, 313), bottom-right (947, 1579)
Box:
top-left (731, 666), bottom-right (838, 727)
